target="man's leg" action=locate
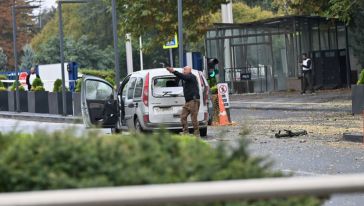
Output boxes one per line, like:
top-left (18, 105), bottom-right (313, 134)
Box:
top-left (190, 100), bottom-right (200, 137)
top-left (302, 72), bottom-right (307, 93)
top-left (180, 102), bottom-right (191, 134)
top-left (307, 71), bottom-right (314, 93)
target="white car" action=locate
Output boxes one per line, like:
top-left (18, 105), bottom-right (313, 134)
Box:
top-left (80, 68), bottom-right (210, 136)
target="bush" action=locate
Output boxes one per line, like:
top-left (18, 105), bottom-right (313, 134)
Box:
top-left (80, 69), bottom-right (115, 81)
top-left (32, 86), bottom-right (45, 92)
top-left (0, 80), bottom-right (4, 88)
top-left (0, 75), bottom-right (7, 80)
top-left (53, 79), bottom-right (62, 92)
top-left (0, 87), bottom-right (6, 91)
top-left (105, 76), bottom-right (115, 86)
top-left (10, 81), bottom-right (25, 91)
top-left (75, 79), bottom-right (81, 92)
top-left (0, 130), bottom-right (323, 206)
top-left (32, 77), bottom-right (43, 88)
top-left (357, 69), bottom-right (364, 85)
top-left (211, 85), bottom-right (218, 94)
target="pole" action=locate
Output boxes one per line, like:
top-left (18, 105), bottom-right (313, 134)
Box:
top-left (11, 5), bottom-right (20, 113)
top-left (169, 48), bottom-right (173, 67)
top-left (125, 34), bottom-right (133, 75)
top-left (111, 0), bottom-right (121, 87)
top-left (177, 0), bottom-right (183, 67)
top-left (139, 36), bottom-right (143, 71)
top-left (58, 1), bottom-right (67, 116)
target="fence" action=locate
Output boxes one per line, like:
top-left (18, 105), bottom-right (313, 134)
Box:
top-left (0, 173), bottom-right (364, 206)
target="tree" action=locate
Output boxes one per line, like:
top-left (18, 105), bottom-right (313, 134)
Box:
top-left (35, 35), bottom-right (114, 70)
top-left (20, 44), bottom-right (35, 70)
top-left (116, 0), bottom-right (228, 49)
top-left (0, 47), bottom-right (7, 70)
top-left (0, 0), bottom-right (36, 69)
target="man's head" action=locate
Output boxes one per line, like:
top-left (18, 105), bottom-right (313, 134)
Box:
top-left (183, 66), bottom-right (192, 74)
top-left (30, 67), bottom-right (35, 74)
top-left (302, 53), bottom-right (308, 60)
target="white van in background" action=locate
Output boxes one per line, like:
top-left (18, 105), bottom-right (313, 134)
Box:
top-left (81, 68), bottom-right (210, 136)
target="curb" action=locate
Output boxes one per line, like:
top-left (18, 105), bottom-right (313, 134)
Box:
top-left (229, 106), bottom-right (351, 113)
top-left (0, 113), bottom-right (82, 124)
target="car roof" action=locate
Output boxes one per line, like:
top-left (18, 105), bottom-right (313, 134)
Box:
top-left (131, 68), bottom-right (201, 77)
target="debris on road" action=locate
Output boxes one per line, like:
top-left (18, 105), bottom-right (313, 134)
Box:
top-left (275, 130), bottom-right (308, 138)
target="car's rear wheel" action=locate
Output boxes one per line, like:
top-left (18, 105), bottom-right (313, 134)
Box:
top-left (200, 127), bottom-right (207, 137)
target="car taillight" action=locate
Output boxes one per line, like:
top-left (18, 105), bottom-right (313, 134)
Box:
top-left (143, 114), bottom-right (149, 123)
top-left (203, 86), bottom-right (209, 106)
top-left (143, 72), bottom-right (149, 106)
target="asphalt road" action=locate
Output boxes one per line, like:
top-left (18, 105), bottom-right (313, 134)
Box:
top-left (208, 108), bottom-right (364, 206)
top-left (0, 108), bottom-right (363, 206)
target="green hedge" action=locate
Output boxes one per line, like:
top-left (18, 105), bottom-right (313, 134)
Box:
top-left (0, 130), bottom-right (323, 206)
top-left (10, 81), bottom-right (25, 91)
top-left (80, 69), bottom-right (115, 80)
top-left (357, 69), bottom-right (364, 85)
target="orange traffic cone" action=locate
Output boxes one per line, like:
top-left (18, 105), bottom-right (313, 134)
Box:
top-left (218, 93), bottom-right (230, 126)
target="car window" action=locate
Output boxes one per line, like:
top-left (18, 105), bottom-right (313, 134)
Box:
top-left (126, 77), bottom-right (137, 99)
top-left (133, 78), bottom-right (143, 99)
top-left (152, 76), bottom-right (183, 97)
top-left (85, 80), bottom-right (113, 100)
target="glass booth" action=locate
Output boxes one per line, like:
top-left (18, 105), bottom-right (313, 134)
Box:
top-left (205, 16), bottom-right (351, 93)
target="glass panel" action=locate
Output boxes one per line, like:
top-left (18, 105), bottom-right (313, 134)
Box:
top-left (320, 23), bottom-right (329, 50)
top-left (337, 26), bottom-right (346, 49)
top-left (85, 80), bottom-right (113, 100)
top-left (311, 24), bottom-right (320, 51)
top-left (133, 78), bottom-right (143, 99)
top-left (126, 77), bottom-right (137, 99)
top-left (329, 26), bottom-right (337, 49)
top-left (272, 34), bottom-right (288, 90)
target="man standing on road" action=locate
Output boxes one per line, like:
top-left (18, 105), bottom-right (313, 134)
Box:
top-left (166, 66), bottom-right (200, 137)
top-left (300, 53), bottom-right (315, 94)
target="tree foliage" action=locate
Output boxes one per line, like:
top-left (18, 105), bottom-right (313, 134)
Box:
top-left (0, 0), bottom-right (36, 69)
top-left (116, 0), bottom-right (228, 49)
top-left (35, 35), bottom-right (114, 70)
top-left (0, 47), bottom-right (7, 70)
top-left (272, 0), bottom-right (329, 15)
top-left (20, 44), bottom-right (35, 70)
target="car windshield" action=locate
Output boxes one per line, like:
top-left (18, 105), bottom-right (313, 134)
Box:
top-left (152, 77), bottom-right (183, 97)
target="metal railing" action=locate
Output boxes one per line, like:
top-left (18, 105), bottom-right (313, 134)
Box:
top-left (0, 173), bottom-right (364, 206)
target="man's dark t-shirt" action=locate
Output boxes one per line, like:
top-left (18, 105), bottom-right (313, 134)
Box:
top-left (172, 71), bottom-right (200, 102)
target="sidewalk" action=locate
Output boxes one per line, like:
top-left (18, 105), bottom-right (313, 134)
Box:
top-left (0, 111), bottom-right (82, 124)
top-left (229, 89), bottom-right (352, 113)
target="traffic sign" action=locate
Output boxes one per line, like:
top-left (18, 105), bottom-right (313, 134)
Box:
top-left (163, 34), bottom-right (178, 49)
top-left (18, 72), bottom-right (28, 88)
top-left (217, 83), bottom-right (230, 108)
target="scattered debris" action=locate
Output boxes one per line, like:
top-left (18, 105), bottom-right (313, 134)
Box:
top-left (275, 130), bottom-right (308, 138)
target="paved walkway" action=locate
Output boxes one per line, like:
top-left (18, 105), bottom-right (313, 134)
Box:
top-left (229, 89), bottom-right (352, 113)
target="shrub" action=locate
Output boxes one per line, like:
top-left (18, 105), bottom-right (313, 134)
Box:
top-left (0, 87), bottom-right (6, 91)
top-left (53, 79), bottom-right (62, 92)
top-left (0, 80), bottom-right (4, 88)
top-left (10, 81), bottom-right (25, 91)
top-left (75, 79), bottom-right (81, 92)
top-left (211, 85), bottom-right (218, 94)
top-left (105, 76), bottom-right (115, 86)
top-left (0, 130), bottom-right (323, 206)
top-left (80, 69), bottom-right (115, 80)
top-left (0, 75), bottom-right (7, 80)
top-left (357, 69), bottom-right (364, 85)
top-left (32, 86), bottom-right (45, 92)
top-left (32, 77), bottom-right (43, 88)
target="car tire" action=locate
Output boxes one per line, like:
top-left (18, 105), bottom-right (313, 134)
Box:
top-left (134, 118), bottom-right (143, 133)
top-left (200, 127), bottom-right (207, 137)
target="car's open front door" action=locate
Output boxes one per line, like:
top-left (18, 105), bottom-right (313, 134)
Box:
top-left (81, 75), bottom-right (117, 128)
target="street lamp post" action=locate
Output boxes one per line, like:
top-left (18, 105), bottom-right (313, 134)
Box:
top-left (11, 4), bottom-right (39, 113)
top-left (177, 0), bottom-right (183, 67)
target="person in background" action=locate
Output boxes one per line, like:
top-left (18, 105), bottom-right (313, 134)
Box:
top-left (166, 66), bottom-right (200, 137)
top-left (26, 67), bottom-right (40, 91)
top-left (300, 53), bottom-right (315, 94)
